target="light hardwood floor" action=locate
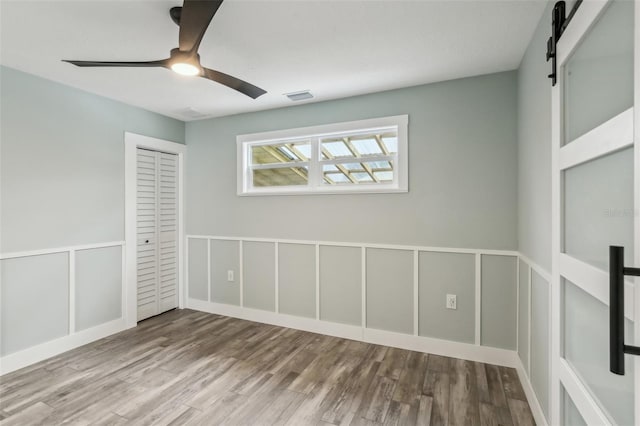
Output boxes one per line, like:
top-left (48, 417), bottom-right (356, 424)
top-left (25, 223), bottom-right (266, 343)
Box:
top-left (0, 309), bottom-right (535, 425)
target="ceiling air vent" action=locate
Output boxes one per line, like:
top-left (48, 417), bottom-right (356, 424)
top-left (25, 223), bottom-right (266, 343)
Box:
top-left (285, 90), bottom-right (313, 101)
top-left (178, 107), bottom-right (209, 120)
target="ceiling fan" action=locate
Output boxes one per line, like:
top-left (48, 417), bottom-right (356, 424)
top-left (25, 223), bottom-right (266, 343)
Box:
top-left (62, 0), bottom-right (266, 99)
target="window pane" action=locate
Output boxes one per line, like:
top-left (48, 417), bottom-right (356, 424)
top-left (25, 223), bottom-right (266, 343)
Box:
top-left (342, 163), bottom-right (365, 171)
top-left (321, 140), bottom-right (354, 159)
top-left (252, 167), bottom-right (308, 187)
top-left (563, 278), bottom-right (634, 425)
top-left (324, 173), bottom-right (351, 184)
top-left (564, 0), bottom-right (633, 143)
top-left (563, 148), bottom-right (633, 271)
top-left (251, 141), bottom-right (310, 165)
top-left (351, 137), bottom-right (382, 155)
top-left (381, 135), bottom-right (398, 154)
top-left (321, 130), bottom-right (398, 159)
top-left (374, 171), bottom-right (393, 182)
top-left (322, 161), bottom-right (394, 185)
top-left (352, 172), bottom-right (373, 182)
top-left (368, 161), bottom-right (391, 169)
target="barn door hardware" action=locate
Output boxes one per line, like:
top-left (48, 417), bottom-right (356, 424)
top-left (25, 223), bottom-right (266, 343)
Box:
top-left (609, 246), bottom-right (640, 376)
top-left (546, 0), bottom-right (583, 86)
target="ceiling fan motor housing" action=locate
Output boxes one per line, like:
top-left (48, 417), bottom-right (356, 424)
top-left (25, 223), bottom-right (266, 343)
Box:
top-left (170, 7), bottom-right (182, 25)
top-left (169, 48), bottom-right (201, 67)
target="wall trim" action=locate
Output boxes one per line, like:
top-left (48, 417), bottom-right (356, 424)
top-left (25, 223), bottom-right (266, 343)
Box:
top-left (187, 234), bottom-right (519, 257)
top-left (0, 240), bottom-right (125, 260)
top-left (0, 318), bottom-right (126, 376)
top-left (518, 254), bottom-right (551, 426)
top-left (515, 355), bottom-right (549, 426)
top-left (0, 240), bottom-right (126, 376)
top-left (518, 253), bottom-right (551, 282)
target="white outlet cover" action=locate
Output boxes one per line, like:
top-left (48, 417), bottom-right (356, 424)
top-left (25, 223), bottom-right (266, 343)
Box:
top-left (446, 294), bottom-right (457, 310)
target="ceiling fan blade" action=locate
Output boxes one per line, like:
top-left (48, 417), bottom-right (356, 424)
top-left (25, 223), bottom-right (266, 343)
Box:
top-left (179, 0), bottom-right (224, 54)
top-left (201, 67), bottom-right (266, 99)
top-left (63, 59), bottom-right (168, 68)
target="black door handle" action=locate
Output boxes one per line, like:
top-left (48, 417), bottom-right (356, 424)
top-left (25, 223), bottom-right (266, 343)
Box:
top-left (609, 246), bottom-right (640, 375)
top-left (145, 239), bottom-right (149, 243)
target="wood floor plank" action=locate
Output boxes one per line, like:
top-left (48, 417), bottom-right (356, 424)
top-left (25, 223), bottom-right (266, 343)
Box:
top-left (425, 354), bottom-right (451, 373)
top-left (474, 362), bottom-right (491, 404)
top-left (416, 395), bottom-right (433, 425)
top-left (485, 364), bottom-right (508, 408)
top-left (183, 392), bottom-right (247, 425)
top-left (499, 367), bottom-right (527, 401)
top-left (422, 369), bottom-right (449, 426)
top-left (392, 351), bottom-right (428, 404)
top-left (93, 412), bottom-right (130, 426)
top-left (0, 309), bottom-right (536, 426)
top-left (322, 360), bottom-right (380, 425)
top-left (479, 402), bottom-right (499, 426)
top-left (507, 399), bottom-right (536, 426)
top-left (363, 375), bottom-right (396, 423)
top-left (377, 348), bottom-right (408, 380)
top-left (0, 402), bottom-right (52, 426)
top-left (448, 359), bottom-right (480, 426)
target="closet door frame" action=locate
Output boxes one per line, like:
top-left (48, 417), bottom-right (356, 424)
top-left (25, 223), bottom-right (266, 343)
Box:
top-left (124, 132), bottom-right (186, 328)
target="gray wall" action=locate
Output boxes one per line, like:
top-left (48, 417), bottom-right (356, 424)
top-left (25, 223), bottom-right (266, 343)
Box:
top-left (75, 246), bottom-right (122, 331)
top-left (366, 248), bottom-right (413, 334)
top-left (186, 71), bottom-right (518, 250)
top-left (517, 259), bottom-right (530, 369)
top-left (481, 255), bottom-right (517, 350)
top-left (186, 71), bottom-right (520, 352)
top-left (419, 252), bottom-right (475, 344)
top-left (1, 66), bottom-right (185, 253)
top-left (242, 242), bottom-right (276, 312)
top-left (278, 243), bottom-right (315, 318)
top-left (1, 253), bottom-right (69, 356)
top-left (531, 271), bottom-right (550, 421)
top-left (319, 245), bottom-right (362, 326)
top-left (517, 3), bottom-right (552, 272)
top-left (516, 5), bottom-right (553, 422)
top-left (211, 240), bottom-right (241, 306)
top-left (188, 238), bottom-right (209, 301)
top-left (0, 66), bottom-right (184, 356)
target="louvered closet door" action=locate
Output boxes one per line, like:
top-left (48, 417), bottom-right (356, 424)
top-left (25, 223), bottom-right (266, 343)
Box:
top-left (158, 152), bottom-right (178, 312)
top-left (136, 148), bottom-right (178, 321)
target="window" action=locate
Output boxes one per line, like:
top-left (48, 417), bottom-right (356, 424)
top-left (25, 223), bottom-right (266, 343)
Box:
top-left (237, 115), bottom-right (408, 195)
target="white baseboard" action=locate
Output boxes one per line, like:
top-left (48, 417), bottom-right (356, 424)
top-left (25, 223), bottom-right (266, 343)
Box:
top-left (187, 298), bottom-right (519, 368)
top-left (363, 327), bottom-right (519, 368)
top-left (515, 355), bottom-right (548, 426)
top-left (0, 318), bottom-right (127, 376)
top-left (187, 298), bottom-right (363, 342)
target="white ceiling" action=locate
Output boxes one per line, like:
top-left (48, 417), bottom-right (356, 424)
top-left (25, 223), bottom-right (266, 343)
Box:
top-left (0, 0), bottom-right (546, 121)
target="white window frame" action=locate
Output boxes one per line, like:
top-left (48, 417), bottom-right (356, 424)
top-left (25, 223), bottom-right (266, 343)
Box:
top-left (236, 115), bottom-right (408, 196)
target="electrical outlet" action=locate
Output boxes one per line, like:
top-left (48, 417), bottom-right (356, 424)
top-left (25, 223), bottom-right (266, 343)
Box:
top-left (227, 270), bottom-right (234, 282)
top-left (446, 294), bottom-right (457, 310)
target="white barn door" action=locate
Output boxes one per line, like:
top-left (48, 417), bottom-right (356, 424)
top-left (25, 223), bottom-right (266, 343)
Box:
top-left (551, 1), bottom-right (638, 425)
top-left (136, 148), bottom-right (178, 321)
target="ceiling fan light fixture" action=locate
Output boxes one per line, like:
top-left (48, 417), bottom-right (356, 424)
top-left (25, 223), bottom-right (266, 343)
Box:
top-left (168, 48), bottom-right (201, 76)
top-left (171, 62), bottom-right (200, 76)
